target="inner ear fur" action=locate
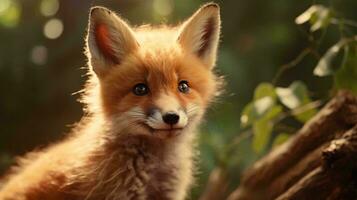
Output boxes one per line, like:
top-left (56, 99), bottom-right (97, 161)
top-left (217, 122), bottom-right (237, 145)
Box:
top-left (86, 6), bottom-right (139, 77)
top-left (178, 3), bottom-right (221, 69)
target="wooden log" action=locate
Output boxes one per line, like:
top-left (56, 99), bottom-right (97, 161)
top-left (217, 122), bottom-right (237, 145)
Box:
top-left (199, 167), bottom-right (229, 200)
top-left (227, 91), bottom-right (357, 200)
top-left (276, 126), bottom-right (357, 199)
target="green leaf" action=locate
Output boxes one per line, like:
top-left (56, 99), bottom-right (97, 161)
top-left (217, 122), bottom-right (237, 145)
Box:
top-left (276, 81), bottom-right (317, 122)
top-left (240, 102), bottom-right (255, 126)
top-left (314, 39), bottom-right (349, 77)
top-left (295, 5), bottom-right (331, 32)
top-left (263, 105), bottom-right (283, 120)
top-left (252, 119), bottom-right (273, 154)
top-left (254, 82), bottom-right (276, 101)
top-left (241, 96), bottom-right (276, 127)
top-left (272, 133), bottom-right (291, 148)
top-left (295, 106), bottom-right (316, 122)
top-left (241, 102), bottom-right (283, 128)
top-left (254, 96), bottom-right (275, 116)
top-left (334, 43), bottom-right (357, 95)
top-left (295, 5), bottom-right (318, 24)
top-left (241, 83), bottom-right (279, 127)
top-left (310, 9), bottom-right (331, 32)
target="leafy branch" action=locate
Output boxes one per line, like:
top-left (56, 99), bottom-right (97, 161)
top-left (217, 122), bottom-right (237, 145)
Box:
top-left (221, 3), bottom-right (357, 165)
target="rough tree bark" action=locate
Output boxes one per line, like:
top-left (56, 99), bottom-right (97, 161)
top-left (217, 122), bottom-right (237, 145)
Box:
top-left (226, 91), bottom-right (357, 200)
top-left (199, 167), bottom-right (229, 200)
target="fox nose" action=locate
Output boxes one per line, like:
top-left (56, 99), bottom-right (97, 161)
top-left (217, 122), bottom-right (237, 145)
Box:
top-left (162, 112), bottom-right (180, 125)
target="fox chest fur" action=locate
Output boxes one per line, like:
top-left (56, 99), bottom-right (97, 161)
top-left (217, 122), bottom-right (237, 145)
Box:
top-left (63, 133), bottom-right (195, 200)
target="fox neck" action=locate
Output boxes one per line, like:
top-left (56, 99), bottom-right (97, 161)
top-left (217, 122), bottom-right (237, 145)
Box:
top-left (69, 115), bottom-right (198, 199)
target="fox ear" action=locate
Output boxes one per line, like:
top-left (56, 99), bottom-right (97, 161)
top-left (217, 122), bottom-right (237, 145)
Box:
top-left (178, 3), bottom-right (221, 69)
top-left (86, 6), bottom-right (139, 76)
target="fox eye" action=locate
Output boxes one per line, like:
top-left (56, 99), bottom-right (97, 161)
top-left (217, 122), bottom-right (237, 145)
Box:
top-left (178, 80), bottom-right (190, 93)
top-left (133, 83), bottom-right (149, 96)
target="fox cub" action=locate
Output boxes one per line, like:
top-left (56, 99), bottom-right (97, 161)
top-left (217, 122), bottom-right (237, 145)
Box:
top-left (0, 3), bottom-right (221, 200)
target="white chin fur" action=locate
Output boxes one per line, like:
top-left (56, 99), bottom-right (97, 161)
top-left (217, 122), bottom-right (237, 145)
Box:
top-left (110, 105), bottom-right (201, 138)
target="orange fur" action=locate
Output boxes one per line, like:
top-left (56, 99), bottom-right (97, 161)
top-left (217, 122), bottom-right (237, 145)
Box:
top-left (0, 3), bottom-right (222, 200)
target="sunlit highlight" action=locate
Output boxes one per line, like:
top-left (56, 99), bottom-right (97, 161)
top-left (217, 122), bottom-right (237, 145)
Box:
top-left (40, 0), bottom-right (59, 17)
top-left (43, 18), bottom-right (63, 39)
top-left (30, 45), bottom-right (48, 65)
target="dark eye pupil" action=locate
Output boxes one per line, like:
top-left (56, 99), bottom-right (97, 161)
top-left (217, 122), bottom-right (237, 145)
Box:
top-left (178, 81), bottom-right (189, 93)
top-left (133, 83), bottom-right (149, 96)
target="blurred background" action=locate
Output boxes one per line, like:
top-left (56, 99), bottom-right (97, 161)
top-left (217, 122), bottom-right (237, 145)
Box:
top-left (0, 0), bottom-right (356, 199)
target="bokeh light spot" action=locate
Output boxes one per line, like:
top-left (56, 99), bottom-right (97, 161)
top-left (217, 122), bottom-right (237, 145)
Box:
top-left (43, 18), bottom-right (63, 39)
top-left (0, 0), bottom-right (11, 13)
top-left (0, 0), bottom-right (21, 28)
top-left (40, 0), bottom-right (59, 17)
top-left (30, 45), bottom-right (48, 65)
top-left (153, 0), bottom-right (173, 17)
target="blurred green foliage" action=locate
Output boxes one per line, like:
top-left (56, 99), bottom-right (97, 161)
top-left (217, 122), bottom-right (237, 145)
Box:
top-left (0, 0), bottom-right (356, 198)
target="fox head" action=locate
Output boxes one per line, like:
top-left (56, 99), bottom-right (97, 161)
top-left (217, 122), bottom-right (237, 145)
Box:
top-left (85, 3), bottom-right (221, 139)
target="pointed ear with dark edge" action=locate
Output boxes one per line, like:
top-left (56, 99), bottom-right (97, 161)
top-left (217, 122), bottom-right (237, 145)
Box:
top-left (86, 6), bottom-right (139, 77)
top-left (178, 3), bottom-right (221, 69)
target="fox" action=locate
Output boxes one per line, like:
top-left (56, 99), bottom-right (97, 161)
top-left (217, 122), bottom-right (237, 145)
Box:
top-left (0, 3), bottom-right (222, 200)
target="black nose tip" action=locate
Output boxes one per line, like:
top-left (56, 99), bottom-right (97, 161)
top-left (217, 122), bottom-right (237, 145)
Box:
top-left (162, 112), bottom-right (180, 125)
